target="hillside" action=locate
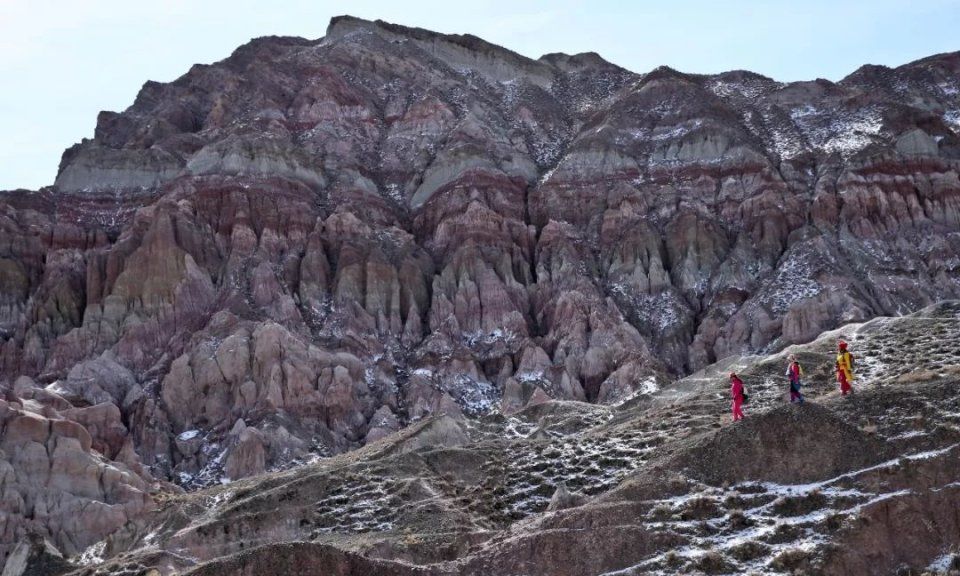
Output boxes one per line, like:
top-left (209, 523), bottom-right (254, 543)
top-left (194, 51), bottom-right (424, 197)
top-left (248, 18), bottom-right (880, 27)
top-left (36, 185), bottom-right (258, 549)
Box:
top-left (24, 302), bottom-right (958, 575)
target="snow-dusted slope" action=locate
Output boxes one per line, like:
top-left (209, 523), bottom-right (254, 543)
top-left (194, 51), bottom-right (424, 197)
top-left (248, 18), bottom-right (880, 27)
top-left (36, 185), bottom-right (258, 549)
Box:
top-left (53, 302), bottom-right (960, 576)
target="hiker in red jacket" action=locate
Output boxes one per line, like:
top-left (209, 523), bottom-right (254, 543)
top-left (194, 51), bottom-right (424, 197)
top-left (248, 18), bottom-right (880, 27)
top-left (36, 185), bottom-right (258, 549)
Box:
top-left (836, 341), bottom-right (855, 396)
top-left (730, 372), bottom-right (745, 421)
top-left (785, 354), bottom-right (804, 404)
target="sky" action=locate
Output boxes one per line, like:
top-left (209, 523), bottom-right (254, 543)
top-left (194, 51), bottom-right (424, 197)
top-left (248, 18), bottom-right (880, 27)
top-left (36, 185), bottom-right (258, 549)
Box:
top-left (1, 0), bottom-right (959, 190)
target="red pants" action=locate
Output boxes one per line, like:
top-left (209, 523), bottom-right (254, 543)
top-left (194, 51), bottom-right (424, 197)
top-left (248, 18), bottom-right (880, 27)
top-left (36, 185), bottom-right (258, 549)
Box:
top-left (732, 398), bottom-right (745, 421)
top-left (838, 371), bottom-right (852, 395)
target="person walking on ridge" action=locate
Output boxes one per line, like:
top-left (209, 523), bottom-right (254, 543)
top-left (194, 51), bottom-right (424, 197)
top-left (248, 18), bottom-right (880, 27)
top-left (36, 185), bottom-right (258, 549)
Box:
top-left (730, 372), bottom-right (746, 421)
top-left (785, 354), bottom-right (804, 404)
top-left (836, 341), bottom-right (855, 396)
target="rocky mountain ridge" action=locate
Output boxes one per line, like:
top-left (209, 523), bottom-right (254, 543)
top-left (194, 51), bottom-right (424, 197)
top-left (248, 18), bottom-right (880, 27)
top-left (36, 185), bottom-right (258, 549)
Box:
top-left (2, 16), bottom-right (960, 572)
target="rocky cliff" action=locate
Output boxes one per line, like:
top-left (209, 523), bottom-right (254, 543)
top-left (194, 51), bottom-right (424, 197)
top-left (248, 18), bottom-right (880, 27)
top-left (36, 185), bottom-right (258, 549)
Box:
top-left (2, 16), bottom-right (960, 570)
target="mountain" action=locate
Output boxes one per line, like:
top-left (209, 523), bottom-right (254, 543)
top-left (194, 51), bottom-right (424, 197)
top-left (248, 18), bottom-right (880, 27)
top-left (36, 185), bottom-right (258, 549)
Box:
top-left (1, 15), bottom-right (960, 574)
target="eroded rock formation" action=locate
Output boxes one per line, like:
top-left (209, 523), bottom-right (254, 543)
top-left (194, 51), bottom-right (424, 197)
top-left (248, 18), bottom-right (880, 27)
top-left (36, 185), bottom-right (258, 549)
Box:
top-left (2, 16), bottom-right (960, 567)
top-left (36, 303), bottom-right (960, 576)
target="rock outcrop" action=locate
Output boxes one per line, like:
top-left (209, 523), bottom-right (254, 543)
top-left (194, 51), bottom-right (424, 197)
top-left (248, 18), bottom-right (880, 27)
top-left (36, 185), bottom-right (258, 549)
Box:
top-left (0, 396), bottom-right (156, 563)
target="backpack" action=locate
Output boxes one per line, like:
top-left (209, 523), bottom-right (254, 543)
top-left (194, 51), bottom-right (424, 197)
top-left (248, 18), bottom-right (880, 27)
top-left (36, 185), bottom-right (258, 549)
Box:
top-left (741, 391), bottom-right (749, 404)
top-left (787, 362), bottom-right (802, 383)
top-left (840, 351), bottom-right (855, 373)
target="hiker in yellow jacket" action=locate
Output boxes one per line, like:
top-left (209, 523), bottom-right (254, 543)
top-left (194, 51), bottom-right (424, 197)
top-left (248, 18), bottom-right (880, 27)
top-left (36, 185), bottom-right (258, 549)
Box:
top-left (836, 341), bottom-right (855, 396)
